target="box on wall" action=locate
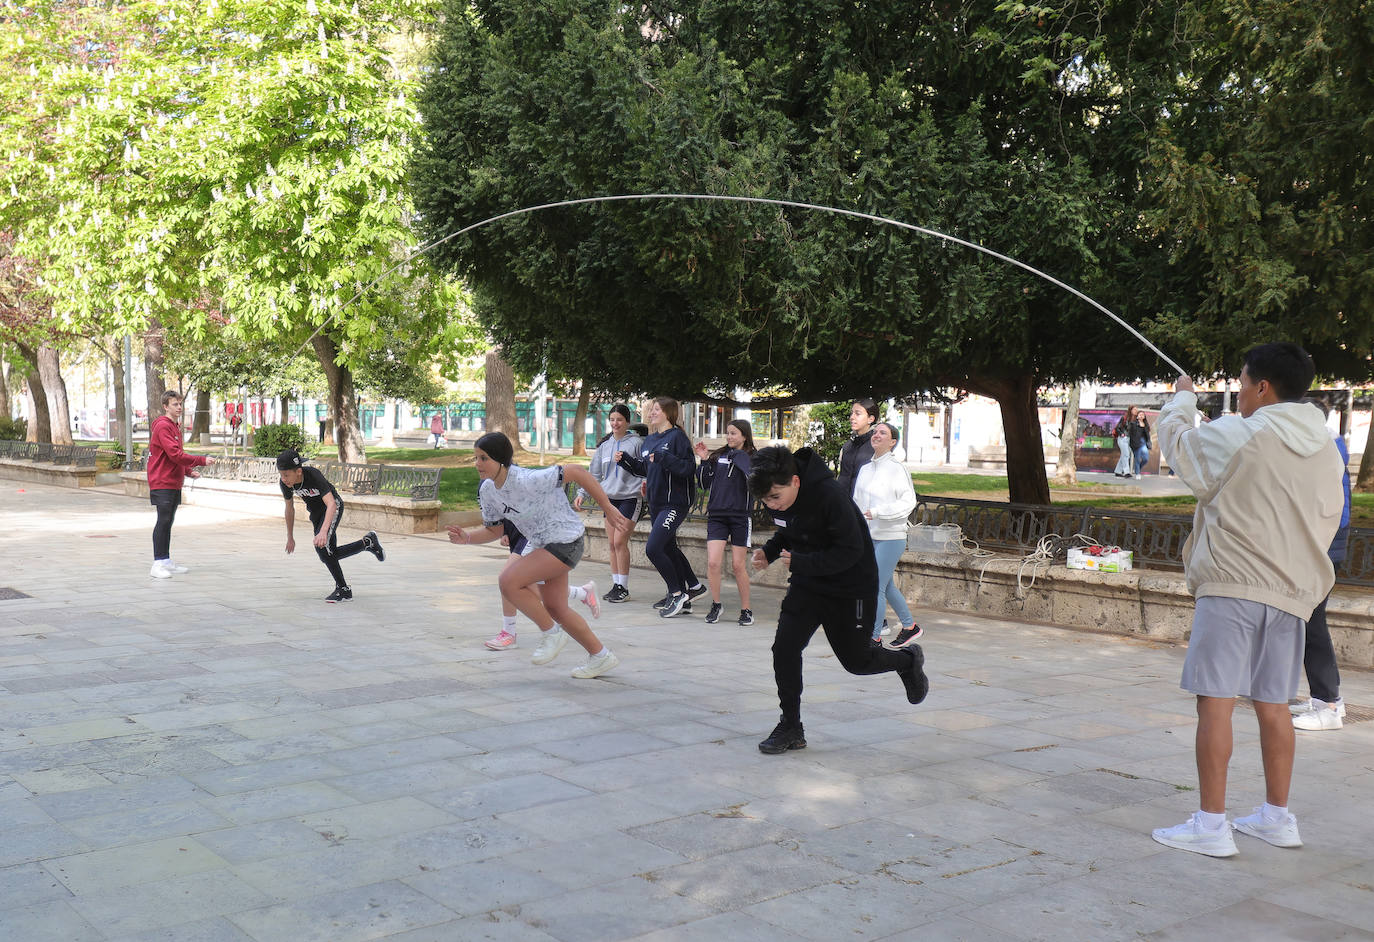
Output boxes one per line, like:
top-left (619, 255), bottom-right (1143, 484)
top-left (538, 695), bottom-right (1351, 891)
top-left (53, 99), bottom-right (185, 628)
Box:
top-left (1066, 547), bottom-right (1134, 572)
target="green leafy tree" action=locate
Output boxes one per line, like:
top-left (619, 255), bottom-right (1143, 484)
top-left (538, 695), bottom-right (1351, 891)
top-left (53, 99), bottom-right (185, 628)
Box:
top-left (413, 0), bottom-right (1195, 504)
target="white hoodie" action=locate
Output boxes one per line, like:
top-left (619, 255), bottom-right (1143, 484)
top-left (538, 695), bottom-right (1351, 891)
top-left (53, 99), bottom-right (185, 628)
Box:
top-left (1157, 391), bottom-right (1344, 617)
top-left (852, 451), bottom-right (917, 542)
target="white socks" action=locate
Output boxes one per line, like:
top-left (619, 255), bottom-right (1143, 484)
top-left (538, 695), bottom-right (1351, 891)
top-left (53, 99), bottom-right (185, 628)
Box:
top-left (613, 573), bottom-right (626, 586)
top-left (502, 615), bottom-right (517, 633)
top-left (567, 585), bottom-right (587, 603)
top-left (1261, 802), bottom-right (1289, 822)
top-left (1196, 810), bottom-right (1227, 830)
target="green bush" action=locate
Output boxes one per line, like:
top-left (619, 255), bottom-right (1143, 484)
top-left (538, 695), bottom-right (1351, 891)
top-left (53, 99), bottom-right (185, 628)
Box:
top-left (806, 402), bottom-right (853, 471)
top-left (253, 423), bottom-right (315, 459)
top-left (0, 416), bottom-right (27, 440)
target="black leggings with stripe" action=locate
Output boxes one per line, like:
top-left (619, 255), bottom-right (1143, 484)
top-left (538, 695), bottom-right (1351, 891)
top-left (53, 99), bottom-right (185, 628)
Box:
top-left (309, 502), bottom-right (368, 588)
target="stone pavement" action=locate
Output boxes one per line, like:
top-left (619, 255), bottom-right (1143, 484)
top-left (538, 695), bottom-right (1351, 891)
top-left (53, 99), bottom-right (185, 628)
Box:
top-left (2, 478), bottom-right (1373, 942)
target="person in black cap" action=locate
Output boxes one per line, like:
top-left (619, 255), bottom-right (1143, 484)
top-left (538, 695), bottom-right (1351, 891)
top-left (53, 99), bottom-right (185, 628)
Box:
top-left (277, 449), bottom-right (385, 602)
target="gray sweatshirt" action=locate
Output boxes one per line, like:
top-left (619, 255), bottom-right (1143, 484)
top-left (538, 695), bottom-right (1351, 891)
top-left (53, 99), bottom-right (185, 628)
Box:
top-left (579, 430), bottom-right (646, 502)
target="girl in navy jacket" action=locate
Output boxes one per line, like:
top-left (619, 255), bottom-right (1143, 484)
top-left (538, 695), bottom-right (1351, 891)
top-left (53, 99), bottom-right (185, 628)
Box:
top-left (617, 397), bottom-right (704, 617)
top-left (694, 419), bottom-right (756, 625)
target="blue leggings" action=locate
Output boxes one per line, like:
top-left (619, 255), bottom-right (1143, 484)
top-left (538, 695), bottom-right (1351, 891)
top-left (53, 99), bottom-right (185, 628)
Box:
top-left (645, 505), bottom-right (698, 594)
top-left (873, 538), bottom-right (913, 637)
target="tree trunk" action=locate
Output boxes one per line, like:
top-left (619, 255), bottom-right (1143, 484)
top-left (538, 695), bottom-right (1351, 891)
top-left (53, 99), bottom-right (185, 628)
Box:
top-left (144, 319), bottom-right (167, 421)
top-left (192, 388), bottom-right (211, 439)
top-left (571, 383), bottom-right (591, 457)
top-left (1051, 383), bottom-right (1081, 487)
top-left (14, 343), bottom-right (51, 443)
top-left (0, 344), bottom-right (11, 420)
top-left (484, 347), bottom-right (519, 439)
top-left (37, 345), bottom-right (72, 445)
top-left (967, 372), bottom-right (1051, 505)
top-left (311, 332), bottom-right (366, 463)
top-left (1356, 434), bottom-right (1373, 493)
top-left (107, 340), bottom-right (127, 445)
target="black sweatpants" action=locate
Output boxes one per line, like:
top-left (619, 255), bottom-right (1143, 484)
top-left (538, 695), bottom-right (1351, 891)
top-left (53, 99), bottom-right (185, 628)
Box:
top-left (149, 488), bottom-right (181, 560)
top-left (645, 505), bottom-right (699, 595)
top-left (1302, 594), bottom-right (1341, 702)
top-left (773, 588), bottom-right (913, 724)
top-left (309, 502), bottom-right (368, 588)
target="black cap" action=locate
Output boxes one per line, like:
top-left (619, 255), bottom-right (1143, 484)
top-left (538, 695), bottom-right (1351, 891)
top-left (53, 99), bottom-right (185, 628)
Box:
top-left (276, 449), bottom-right (303, 471)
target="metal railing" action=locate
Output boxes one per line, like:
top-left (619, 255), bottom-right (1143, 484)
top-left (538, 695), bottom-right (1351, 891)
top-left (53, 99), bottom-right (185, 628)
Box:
top-left (0, 439), bottom-right (98, 467)
top-left (126, 453), bottom-right (441, 501)
top-left (912, 494), bottom-right (1373, 588)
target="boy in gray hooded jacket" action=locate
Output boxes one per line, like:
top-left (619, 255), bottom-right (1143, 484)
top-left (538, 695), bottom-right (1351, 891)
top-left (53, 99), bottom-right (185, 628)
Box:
top-left (1151, 343), bottom-right (1343, 858)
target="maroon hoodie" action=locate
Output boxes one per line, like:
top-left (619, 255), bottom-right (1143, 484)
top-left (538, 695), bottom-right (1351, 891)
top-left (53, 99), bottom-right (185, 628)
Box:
top-left (146, 414), bottom-right (207, 489)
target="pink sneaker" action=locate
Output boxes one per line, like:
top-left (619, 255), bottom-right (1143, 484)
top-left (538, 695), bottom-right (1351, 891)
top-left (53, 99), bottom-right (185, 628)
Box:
top-left (484, 629), bottom-right (517, 650)
top-left (581, 581), bottom-right (601, 619)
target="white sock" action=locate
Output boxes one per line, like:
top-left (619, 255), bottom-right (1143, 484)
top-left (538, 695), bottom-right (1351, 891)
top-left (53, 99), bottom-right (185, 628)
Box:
top-left (568, 585), bottom-right (586, 603)
top-left (544, 623), bottom-right (562, 635)
top-left (1261, 802), bottom-right (1289, 822)
top-left (1196, 810), bottom-right (1227, 830)
top-left (502, 615), bottom-right (517, 633)
top-left (613, 573), bottom-right (626, 586)
top-left (592, 647), bottom-right (608, 658)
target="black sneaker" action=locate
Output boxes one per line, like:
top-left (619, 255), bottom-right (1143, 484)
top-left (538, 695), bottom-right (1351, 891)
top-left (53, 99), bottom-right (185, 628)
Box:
top-left (738, 608), bottom-right (754, 626)
top-left (704, 602), bottom-right (722, 624)
top-left (602, 584), bottom-right (617, 601)
top-left (682, 601), bottom-right (693, 615)
top-left (890, 624), bottom-right (923, 648)
top-left (325, 585), bottom-right (353, 603)
top-left (659, 592), bottom-right (689, 618)
top-left (606, 584), bottom-right (630, 603)
top-left (365, 531), bottom-right (385, 562)
top-left (758, 719), bottom-right (806, 755)
top-left (898, 645), bottom-right (929, 704)
top-left (652, 594), bottom-right (672, 610)
top-left (685, 583), bottom-right (709, 603)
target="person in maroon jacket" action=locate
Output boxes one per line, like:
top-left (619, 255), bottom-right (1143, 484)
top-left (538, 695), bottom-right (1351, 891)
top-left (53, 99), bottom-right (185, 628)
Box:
top-left (147, 390), bottom-right (212, 579)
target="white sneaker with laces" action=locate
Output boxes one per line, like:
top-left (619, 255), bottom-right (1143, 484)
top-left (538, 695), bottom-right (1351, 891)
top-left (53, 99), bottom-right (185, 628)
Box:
top-left (166, 561), bottom-right (190, 574)
top-left (530, 627), bottom-right (569, 665)
top-left (1152, 813), bottom-right (1238, 857)
top-left (150, 561), bottom-right (173, 579)
top-left (1293, 705), bottom-right (1343, 731)
top-left (570, 649), bottom-right (619, 679)
top-left (1290, 697), bottom-right (1345, 718)
top-left (1233, 808), bottom-right (1302, 848)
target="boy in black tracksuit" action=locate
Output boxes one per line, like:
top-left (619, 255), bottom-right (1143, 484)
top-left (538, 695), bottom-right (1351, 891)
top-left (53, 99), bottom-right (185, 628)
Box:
top-left (750, 445), bottom-right (928, 754)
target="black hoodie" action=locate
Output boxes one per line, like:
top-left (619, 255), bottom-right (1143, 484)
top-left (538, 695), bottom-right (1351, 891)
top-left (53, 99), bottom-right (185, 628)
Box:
top-left (760, 447), bottom-right (879, 599)
top-left (836, 429), bottom-right (875, 495)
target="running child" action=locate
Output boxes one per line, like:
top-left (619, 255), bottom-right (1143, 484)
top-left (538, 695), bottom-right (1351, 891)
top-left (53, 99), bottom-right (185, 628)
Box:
top-left (277, 449), bottom-right (385, 602)
top-left (749, 444), bottom-right (928, 755)
top-left (448, 432), bottom-right (630, 678)
top-left (694, 419), bottom-right (756, 626)
top-left (574, 404), bottom-right (645, 602)
top-left (616, 397), bottom-right (705, 618)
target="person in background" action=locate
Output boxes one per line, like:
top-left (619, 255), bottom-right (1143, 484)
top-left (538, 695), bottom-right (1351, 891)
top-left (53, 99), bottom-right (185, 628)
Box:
top-left (1130, 409), bottom-right (1152, 478)
top-left (1112, 407), bottom-right (1135, 477)
top-left (852, 422), bottom-right (922, 646)
top-left (836, 398), bottom-right (878, 495)
top-left (575, 404), bottom-right (646, 602)
top-left (147, 390), bottom-right (213, 579)
top-left (1290, 396), bottom-right (1353, 732)
top-left (694, 419), bottom-right (757, 626)
top-left (429, 412), bottom-right (445, 449)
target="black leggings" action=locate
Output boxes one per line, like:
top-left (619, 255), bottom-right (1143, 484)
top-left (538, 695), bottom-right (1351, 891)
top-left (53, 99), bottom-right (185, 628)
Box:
top-left (149, 488), bottom-right (181, 560)
top-left (1302, 594), bottom-right (1341, 702)
top-left (645, 505), bottom-right (698, 594)
top-left (772, 589), bottom-right (913, 724)
top-left (309, 503), bottom-right (368, 587)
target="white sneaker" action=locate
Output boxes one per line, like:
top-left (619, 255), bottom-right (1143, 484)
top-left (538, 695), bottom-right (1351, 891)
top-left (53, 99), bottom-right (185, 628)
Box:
top-left (166, 561), bottom-right (190, 574)
top-left (1233, 808), bottom-right (1302, 848)
top-left (1152, 813), bottom-right (1238, 857)
top-left (530, 627), bottom-right (569, 665)
top-left (1290, 697), bottom-right (1345, 718)
top-left (580, 581), bottom-right (601, 619)
top-left (149, 561), bottom-right (173, 579)
top-left (1293, 705), bottom-right (1343, 731)
top-left (570, 649), bottom-right (619, 679)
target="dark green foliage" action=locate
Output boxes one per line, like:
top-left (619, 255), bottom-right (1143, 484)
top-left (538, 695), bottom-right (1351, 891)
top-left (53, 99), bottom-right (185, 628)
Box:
top-left (253, 423), bottom-right (314, 459)
top-left (0, 416), bottom-right (26, 440)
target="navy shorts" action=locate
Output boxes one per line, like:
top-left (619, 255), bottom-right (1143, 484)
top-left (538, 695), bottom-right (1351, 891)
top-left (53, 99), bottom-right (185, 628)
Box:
top-left (503, 520), bottom-right (528, 556)
top-left (706, 515), bottom-right (751, 547)
top-left (609, 496), bottom-right (642, 524)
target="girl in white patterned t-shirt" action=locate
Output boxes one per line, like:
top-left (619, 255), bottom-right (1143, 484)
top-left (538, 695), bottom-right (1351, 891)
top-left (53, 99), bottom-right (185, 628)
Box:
top-left (448, 432), bottom-right (631, 679)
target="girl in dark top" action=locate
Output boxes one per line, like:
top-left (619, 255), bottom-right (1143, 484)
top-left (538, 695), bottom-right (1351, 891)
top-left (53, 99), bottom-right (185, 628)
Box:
top-left (617, 396), bottom-right (705, 618)
top-left (836, 398), bottom-right (879, 495)
top-left (694, 419), bottom-right (757, 625)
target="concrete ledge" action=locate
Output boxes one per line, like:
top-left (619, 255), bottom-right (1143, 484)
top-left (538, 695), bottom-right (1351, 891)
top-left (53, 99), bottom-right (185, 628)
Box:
top-left (0, 456), bottom-right (101, 488)
top-left (120, 473), bottom-right (441, 534)
top-left (580, 516), bottom-right (1374, 670)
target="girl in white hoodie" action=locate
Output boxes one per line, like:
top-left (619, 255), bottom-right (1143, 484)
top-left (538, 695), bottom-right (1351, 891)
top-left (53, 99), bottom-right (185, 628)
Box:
top-left (852, 423), bottom-right (922, 645)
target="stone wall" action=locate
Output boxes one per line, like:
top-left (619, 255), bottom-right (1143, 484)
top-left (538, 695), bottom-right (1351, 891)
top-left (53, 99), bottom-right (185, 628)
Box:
top-left (0, 458), bottom-right (104, 489)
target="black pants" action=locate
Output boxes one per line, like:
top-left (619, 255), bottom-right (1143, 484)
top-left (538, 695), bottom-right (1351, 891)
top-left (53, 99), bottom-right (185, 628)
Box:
top-left (773, 588), bottom-right (913, 724)
top-left (310, 502), bottom-right (368, 588)
top-left (1303, 594), bottom-right (1341, 702)
top-left (149, 488), bottom-right (181, 560)
top-left (645, 505), bottom-right (698, 594)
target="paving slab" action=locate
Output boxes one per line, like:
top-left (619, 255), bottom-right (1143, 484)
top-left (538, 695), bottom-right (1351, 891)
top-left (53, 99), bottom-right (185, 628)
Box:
top-left (2, 476), bottom-right (1374, 941)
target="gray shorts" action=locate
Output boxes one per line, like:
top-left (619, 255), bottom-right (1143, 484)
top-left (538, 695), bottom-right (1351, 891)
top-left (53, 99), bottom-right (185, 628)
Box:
top-left (540, 536), bottom-right (585, 569)
top-left (1180, 596), bottom-right (1304, 703)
